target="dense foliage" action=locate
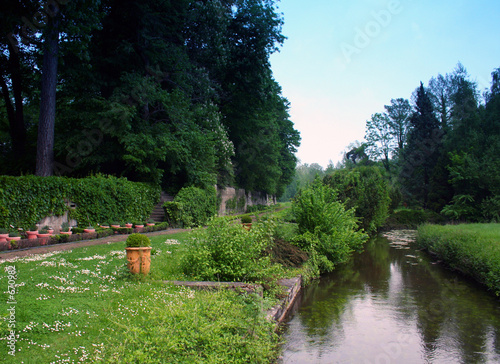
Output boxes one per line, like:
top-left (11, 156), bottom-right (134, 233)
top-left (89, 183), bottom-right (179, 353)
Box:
top-left (291, 180), bottom-right (368, 273)
top-left (163, 186), bottom-right (216, 228)
top-left (417, 224), bottom-right (500, 296)
top-left (0, 174), bottom-right (159, 228)
top-left (180, 217), bottom-right (283, 283)
top-left (323, 166), bottom-right (391, 235)
top-left (0, 0), bottom-right (300, 197)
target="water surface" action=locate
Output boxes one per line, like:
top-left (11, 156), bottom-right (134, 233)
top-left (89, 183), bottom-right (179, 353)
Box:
top-left (280, 231), bottom-right (500, 363)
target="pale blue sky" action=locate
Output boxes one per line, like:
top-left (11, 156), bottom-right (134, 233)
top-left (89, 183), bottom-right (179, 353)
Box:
top-left (270, 0), bottom-right (500, 167)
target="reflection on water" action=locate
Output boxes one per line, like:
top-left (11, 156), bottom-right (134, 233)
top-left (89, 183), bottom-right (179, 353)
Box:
top-left (280, 231), bottom-right (500, 364)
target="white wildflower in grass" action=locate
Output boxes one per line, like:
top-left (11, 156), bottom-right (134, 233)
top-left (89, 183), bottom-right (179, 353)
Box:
top-left (1, 250), bottom-right (64, 264)
top-left (77, 254), bottom-right (107, 261)
top-left (39, 261), bottom-right (57, 267)
top-left (59, 307), bottom-right (80, 317)
top-left (164, 239), bottom-right (180, 245)
top-left (109, 250), bottom-right (126, 259)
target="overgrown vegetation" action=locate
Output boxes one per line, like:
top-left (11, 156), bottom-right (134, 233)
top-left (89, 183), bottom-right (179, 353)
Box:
top-left (180, 218), bottom-right (286, 296)
top-left (323, 166), bottom-right (391, 235)
top-left (416, 223), bottom-right (500, 296)
top-left (291, 180), bottom-right (368, 275)
top-left (0, 175), bottom-right (159, 229)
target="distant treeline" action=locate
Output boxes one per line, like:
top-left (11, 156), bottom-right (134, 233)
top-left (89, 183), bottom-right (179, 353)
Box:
top-left (284, 63), bottom-right (499, 223)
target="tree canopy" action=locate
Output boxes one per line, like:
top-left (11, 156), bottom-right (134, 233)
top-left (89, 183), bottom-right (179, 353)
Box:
top-left (0, 0), bottom-right (300, 196)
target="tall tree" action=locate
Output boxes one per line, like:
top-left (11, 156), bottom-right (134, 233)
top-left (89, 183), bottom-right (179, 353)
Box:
top-left (35, 2), bottom-right (60, 176)
top-left (365, 112), bottom-right (393, 171)
top-left (428, 73), bottom-right (453, 130)
top-left (0, 0), bottom-right (39, 171)
top-left (384, 98), bottom-right (412, 153)
top-left (400, 82), bottom-right (443, 207)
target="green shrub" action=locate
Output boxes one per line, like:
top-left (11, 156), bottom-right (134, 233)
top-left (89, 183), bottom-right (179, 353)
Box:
top-left (241, 215), bottom-right (253, 224)
top-left (164, 186), bottom-right (216, 228)
top-left (180, 217), bottom-right (281, 282)
top-left (0, 228), bottom-right (8, 234)
top-left (0, 175), bottom-right (160, 228)
top-left (323, 166), bottom-right (391, 235)
top-left (292, 179), bottom-right (368, 273)
top-left (126, 233), bottom-right (151, 247)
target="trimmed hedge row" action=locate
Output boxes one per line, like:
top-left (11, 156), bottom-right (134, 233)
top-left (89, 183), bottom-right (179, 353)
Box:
top-left (0, 175), bottom-right (160, 229)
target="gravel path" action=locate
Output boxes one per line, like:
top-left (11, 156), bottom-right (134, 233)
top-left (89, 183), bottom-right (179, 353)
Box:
top-left (0, 228), bottom-right (191, 262)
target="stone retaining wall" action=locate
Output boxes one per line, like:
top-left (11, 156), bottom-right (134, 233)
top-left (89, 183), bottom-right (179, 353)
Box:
top-left (217, 186), bottom-right (276, 215)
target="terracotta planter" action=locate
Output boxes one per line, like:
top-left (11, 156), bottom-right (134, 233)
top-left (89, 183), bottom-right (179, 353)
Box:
top-left (83, 228), bottom-right (95, 233)
top-left (47, 229), bottom-right (54, 235)
top-left (26, 230), bottom-right (39, 240)
top-left (125, 247), bottom-right (152, 275)
top-left (111, 225), bottom-right (121, 228)
top-left (37, 233), bottom-right (51, 245)
top-left (124, 223), bottom-right (133, 228)
top-left (146, 223), bottom-right (155, 226)
top-left (60, 231), bottom-right (72, 235)
top-left (0, 234), bottom-right (8, 243)
top-left (100, 225), bottom-right (110, 229)
top-left (242, 223), bottom-right (252, 231)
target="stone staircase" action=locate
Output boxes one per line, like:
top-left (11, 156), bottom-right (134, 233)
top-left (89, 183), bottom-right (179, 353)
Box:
top-left (149, 191), bottom-right (174, 222)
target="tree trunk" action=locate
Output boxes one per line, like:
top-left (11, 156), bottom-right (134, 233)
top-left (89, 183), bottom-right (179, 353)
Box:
top-left (36, 12), bottom-right (60, 177)
top-left (0, 43), bottom-right (27, 162)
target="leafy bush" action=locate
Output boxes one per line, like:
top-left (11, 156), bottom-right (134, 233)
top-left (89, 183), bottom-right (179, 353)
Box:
top-left (241, 215), bottom-right (253, 224)
top-left (0, 175), bottom-right (160, 229)
top-left (323, 166), bottom-right (391, 235)
top-left (126, 233), bottom-right (151, 247)
top-left (180, 217), bottom-right (281, 282)
top-left (164, 186), bottom-right (216, 227)
top-left (292, 179), bottom-right (368, 273)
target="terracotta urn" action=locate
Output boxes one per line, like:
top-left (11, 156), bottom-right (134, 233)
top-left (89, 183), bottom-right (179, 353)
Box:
top-left (125, 247), bottom-right (152, 275)
top-left (26, 230), bottom-right (39, 240)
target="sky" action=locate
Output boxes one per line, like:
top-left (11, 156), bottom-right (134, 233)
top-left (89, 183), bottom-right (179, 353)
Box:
top-left (270, 0), bottom-right (500, 168)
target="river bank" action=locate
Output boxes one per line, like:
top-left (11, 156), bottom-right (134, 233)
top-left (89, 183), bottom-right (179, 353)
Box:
top-left (416, 223), bottom-right (500, 296)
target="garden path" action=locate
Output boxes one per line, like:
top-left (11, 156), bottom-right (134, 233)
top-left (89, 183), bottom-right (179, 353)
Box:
top-left (0, 228), bottom-right (190, 262)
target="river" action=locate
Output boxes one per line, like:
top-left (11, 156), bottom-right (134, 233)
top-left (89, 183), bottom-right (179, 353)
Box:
top-left (280, 230), bottom-right (500, 364)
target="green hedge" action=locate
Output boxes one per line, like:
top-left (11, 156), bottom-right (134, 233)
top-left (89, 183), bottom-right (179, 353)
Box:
top-left (417, 223), bottom-right (500, 296)
top-left (0, 175), bottom-right (160, 229)
top-left (163, 186), bottom-right (216, 228)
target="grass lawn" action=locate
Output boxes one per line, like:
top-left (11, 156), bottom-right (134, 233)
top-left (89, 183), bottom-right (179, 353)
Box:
top-left (0, 232), bottom-right (280, 363)
top-left (417, 223), bottom-right (500, 296)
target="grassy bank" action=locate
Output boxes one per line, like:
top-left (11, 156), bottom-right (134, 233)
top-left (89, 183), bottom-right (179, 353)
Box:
top-left (0, 232), bottom-right (280, 363)
top-left (416, 223), bottom-right (500, 296)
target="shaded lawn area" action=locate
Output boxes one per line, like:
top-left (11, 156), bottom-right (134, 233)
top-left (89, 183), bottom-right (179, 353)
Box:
top-left (0, 232), bottom-right (279, 363)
